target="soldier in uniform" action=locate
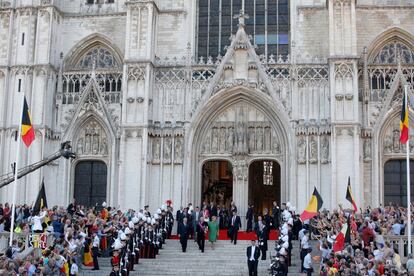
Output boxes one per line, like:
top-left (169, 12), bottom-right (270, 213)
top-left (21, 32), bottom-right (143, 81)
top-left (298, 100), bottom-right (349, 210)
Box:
top-left (111, 239), bottom-right (122, 276)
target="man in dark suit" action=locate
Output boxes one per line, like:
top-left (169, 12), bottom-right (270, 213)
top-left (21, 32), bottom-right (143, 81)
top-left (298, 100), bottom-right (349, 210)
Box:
top-left (210, 202), bottom-right (218, 217)
top-left (176, 206), bottom-right (183, 235)
top-left (196, 217), bottom-right (208, 252)
top-left (271, 201), bottom-right (280, 229)
top-left (254, 216), bottom-right (268, 260)
top-left (246, 205), bottom-right (254, 232)
top-left (178, 217), bottom-right (190, 252)
top-left (229, 211), bottom-right (241, 245)
top-left (246, 240), bottom-right (260, 276)
top-left (191, 206), bottom-right (202, 241)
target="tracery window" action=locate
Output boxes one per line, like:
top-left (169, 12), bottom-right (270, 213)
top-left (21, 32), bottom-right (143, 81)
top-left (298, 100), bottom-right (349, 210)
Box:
top-left (373, 41), bottom-right (414, 64)
top-left (263, 161), bottom-right (273, 186)
top-left (197, 0), bottom-right (289, 58)
top-left (77, 46), bottom-right (119, 70)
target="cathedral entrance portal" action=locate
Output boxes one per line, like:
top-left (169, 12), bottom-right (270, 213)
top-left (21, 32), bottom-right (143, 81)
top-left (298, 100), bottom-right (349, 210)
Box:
top-left (74, 161), bottom-right (107, 207)
top-left (248, 160), bottom-right (281, 215)
top-left (201, 160), bottom-right (233, 209)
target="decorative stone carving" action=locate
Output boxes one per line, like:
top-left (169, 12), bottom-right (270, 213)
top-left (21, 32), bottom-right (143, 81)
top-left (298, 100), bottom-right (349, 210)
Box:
top-left (234, 118), bottom-right (248, 155)
top-left (233, 158), bottom-right (248, 181)
top-left (392, 129), bottom-right (401, 153)
top-left (320, 136), bottom-right (329, 164)
top-left (297, 136), bottom-right (307, 164)
top-left (211, 127), bottom-right (219, 153)
top-left (264, 126), bottom-right (271, 152)
top-left (309, 136), bottom-right (318, 164)
top-left (174, 137), bottom-right (184, 164)
top-left (383, 135), bottom-right (392, 154)
top-left (163, 137), bottom-right (172, 163)
top-left (226, 126), bottom-right (234, 153)
top-left (256, 127), bottom-right (263, 152)
top-left (75, 119), bottom-right (108, 156)
top-left (202, 132), bottom-right (211, 154)
top-left (219, 127), bottom-right (226, 153)
top-left (248, 126), bottom-right (255, 152)
top-left (152, 138), bottom-right (161, 163)
top-left (272, 138), bottom-right (281, 154)
top-left (363, 139), bottom-right (372, 162)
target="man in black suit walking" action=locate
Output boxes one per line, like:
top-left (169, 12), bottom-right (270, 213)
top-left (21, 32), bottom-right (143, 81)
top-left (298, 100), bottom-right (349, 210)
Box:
top-left (196, 217), bottom-right (208, 253)
top-left (178, 217), bottom-right (190, 252)
top-left (246, 240), bottom-right (260, 276)
top-left (229, 211), bottom-right (241, 245)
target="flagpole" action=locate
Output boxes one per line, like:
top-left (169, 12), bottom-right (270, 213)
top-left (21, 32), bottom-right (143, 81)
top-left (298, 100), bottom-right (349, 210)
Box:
top-left (9, 91), bottom-right (25, 247)
top-left (406, 84), bottom-right (412, 254)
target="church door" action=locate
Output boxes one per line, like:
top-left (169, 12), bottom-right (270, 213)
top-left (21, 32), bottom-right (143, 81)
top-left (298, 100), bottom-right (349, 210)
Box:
top-left (248, 160), bottom-right (281, 215)
top-left (201, 160), bottom-right (233, 208)
top-left (74, 161), bottom-right (107, 207)
top-left (384, 159), bottom-right (414, 207)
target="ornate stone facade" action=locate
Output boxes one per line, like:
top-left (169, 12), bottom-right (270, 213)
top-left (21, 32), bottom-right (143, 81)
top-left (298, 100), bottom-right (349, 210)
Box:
top-left (0, 0), bottom-right (413, 215)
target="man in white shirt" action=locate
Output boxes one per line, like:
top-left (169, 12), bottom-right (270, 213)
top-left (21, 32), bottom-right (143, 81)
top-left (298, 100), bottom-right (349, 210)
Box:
top-left (92, 232), bottom-right (100, 270)
top-left (246, 240), bottom-right (260, 276)
top-left (303, 248), bottom-right (313, 275)
top-left (300, 230), bottom-right (310, 272)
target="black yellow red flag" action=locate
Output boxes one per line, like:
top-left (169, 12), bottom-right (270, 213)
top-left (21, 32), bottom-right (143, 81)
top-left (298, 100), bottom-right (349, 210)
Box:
top-left (33, 180), bottom-right (47, 213)
top-left (400, 93), bottom-right (409, 144)
top-left (21, 97), bottom-right (35, 147)
top-left (300, 187), bottom-right (324, 221)
top-left (346, 177), bottom-right (358, 212)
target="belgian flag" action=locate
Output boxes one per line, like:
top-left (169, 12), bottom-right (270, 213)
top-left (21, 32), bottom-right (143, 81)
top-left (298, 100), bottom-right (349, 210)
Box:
top-left (400, 93), bottom-right (409, 144)
top-left (300, 187), bottom-right (324, 221)
top-left (21, 96), bottom-right (35, 147)
top-left (346, 177), bottom-right (358, 212)
top-left (33, 180), bottom-right (47, 213)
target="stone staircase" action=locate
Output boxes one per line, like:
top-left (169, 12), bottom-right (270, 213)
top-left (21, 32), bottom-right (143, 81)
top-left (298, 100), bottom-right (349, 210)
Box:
top-left (79, 239), bottom-right (316, 275)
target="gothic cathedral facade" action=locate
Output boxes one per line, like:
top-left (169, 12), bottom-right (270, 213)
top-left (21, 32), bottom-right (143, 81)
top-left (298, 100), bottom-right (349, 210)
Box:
top-left (0, 0), bottom-right (413, 217)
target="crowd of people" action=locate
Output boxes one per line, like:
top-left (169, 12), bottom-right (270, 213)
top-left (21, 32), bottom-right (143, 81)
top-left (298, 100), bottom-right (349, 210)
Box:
top-left (0, 200), bottom-right (176, 275)
top-left (0, 199), bottom-right (414, 275)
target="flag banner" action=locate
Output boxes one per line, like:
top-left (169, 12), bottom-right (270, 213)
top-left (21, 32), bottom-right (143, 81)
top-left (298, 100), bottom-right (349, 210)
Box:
top-left (346, 177), bottom-right (358, 212)
top-left (400, 93), bottom-right (409, 144)
top-left (21, 97), bottom-right (35, 147)
top-left (300, 187), bottom-right (324, 221)
top-left (333, 216), bottom-right (351, 252)
top-left (33, 180), bottom-right (47, 213)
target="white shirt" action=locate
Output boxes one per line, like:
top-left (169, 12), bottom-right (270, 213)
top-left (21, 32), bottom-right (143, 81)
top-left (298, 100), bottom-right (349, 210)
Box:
top-left (301, 235), bottom-right (310, 249)
top-left (70, 263), bottom-right (79, 275)
top-left (303, 253), bottom-right (312, 269)
top-left (93, 235), bottom-right (100, 247)
top-left (249, 246), bottom-right (256, 261)
top-left (31, 212), bottom-right (46, 232)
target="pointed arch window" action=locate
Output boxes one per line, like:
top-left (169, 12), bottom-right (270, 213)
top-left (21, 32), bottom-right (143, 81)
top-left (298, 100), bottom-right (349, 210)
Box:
top-left (373, 41), bottom-right (414, 64)
top-left (76, 46), bottom-right (120, 70)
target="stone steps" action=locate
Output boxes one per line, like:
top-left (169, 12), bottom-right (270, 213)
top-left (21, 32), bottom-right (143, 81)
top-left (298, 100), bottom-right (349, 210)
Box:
top-left (79, 239), bottom-right (316, 275)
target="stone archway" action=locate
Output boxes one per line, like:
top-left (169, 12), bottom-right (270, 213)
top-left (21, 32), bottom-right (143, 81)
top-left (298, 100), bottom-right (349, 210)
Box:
top-left (186, 86), bottom-right (293, 218)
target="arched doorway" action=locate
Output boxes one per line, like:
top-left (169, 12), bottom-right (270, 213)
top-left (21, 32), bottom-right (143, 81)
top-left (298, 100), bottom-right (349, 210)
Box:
top-left (384, 159), bottom-right (414, 206)
top-left (201, 160), bottom-right (233, 208)
top-left (248, 160), bottom-right (281, 214)
top-left (74, 160), bottom-right (107, 207)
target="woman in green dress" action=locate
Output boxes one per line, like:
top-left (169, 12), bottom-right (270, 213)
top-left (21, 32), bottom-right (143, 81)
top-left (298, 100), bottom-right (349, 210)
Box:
top-left (208, 216), bottom-right (219, 249)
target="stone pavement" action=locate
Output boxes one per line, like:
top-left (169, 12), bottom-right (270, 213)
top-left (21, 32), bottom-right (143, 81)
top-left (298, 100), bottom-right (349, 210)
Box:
top-left (79, 239), bottom-right (318, 275)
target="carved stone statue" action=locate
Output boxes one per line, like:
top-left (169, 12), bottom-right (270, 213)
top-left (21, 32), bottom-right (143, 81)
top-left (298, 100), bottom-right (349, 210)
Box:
top-left (309, 136), bottom-right (318, 164)
top-left (264, 126), bottom-right (271, 152)
top-left (320, 136), bottom-right (329, 163)
top-left (92, 131), bottom-right (99, 155)
top-left (163, 137), bottom-right (172, 163)
top-left (256, 127), bottom-right (263, 152)
top-left (76, 138), bottom-right (84, 155)
top-left (219, 127), bottom-right (226, 153)
top-left (211, 127), bottom-right (219, 153)
top-left (202, 131), bottom-right (211, 154)
top-left (226, 127), bottom-right (234, 153)
top-left (234, 119), bottom-right (247, 155)
top-left (297, 136), bottom-right (307, 164)
top-left (383, 135), bottom-right (392, 154)
top-left (393, 129), bottom-right (400, 152)
top-left (153, 138), bottom-right (161, 162)
top-left (100, 138), bottom-right (108, 155)
top-left (363, 139), bottom-right (372, 161)
top-left (272, 138), bottom-right (281, 154)
top-left (174, 137), bottom-right (184, 163)
top-left (248, 127), bottom-right (255, 152)
top-left (85, 134), bottom-right (91, 154)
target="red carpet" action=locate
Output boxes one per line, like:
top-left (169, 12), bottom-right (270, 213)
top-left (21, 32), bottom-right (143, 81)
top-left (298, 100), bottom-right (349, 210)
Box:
top-left (170, 229), bottom-right (279, 241)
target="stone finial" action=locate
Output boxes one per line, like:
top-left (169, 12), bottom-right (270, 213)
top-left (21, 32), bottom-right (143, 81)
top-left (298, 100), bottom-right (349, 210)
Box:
top-left (234, 9), bottom-right (249, 28)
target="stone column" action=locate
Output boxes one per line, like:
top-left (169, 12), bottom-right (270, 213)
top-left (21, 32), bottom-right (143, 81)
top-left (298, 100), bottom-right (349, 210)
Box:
top-left (232, 157), bottom-right (248, 223)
